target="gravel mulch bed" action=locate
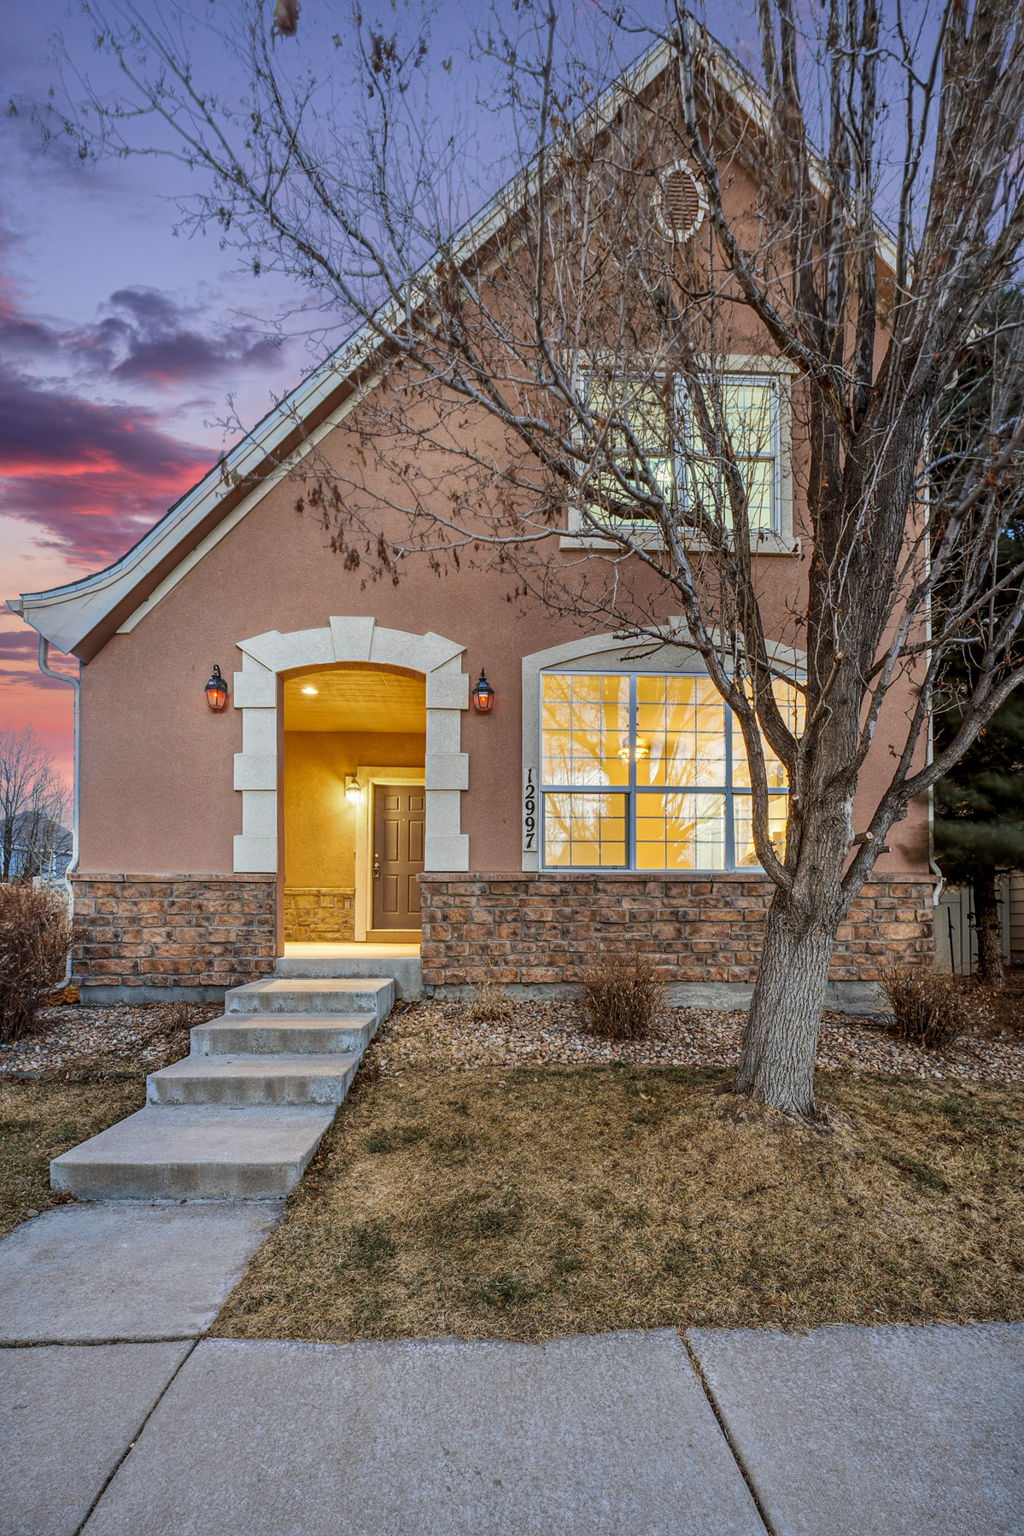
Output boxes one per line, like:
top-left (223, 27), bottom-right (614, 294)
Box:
top-left (2, 995), bottom-right (1021, 1085)
top-left (0, 1001), bottom-right (221, 1079)
top-left (368, 998), bottom-right (1024, 1084)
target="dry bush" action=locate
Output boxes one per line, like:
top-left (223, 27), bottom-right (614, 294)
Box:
top-left (578, 949), bottom-right (664, 1040)
top-left (467, 977), bottom-right (516, 1024)
top-left (0, 884), bottom-right (72, 1043)
top-left (880, 965), bottom-right (995, 1050)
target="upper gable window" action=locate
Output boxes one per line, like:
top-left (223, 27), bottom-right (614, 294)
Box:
top-left (580, 372), bottom-right (782, 535)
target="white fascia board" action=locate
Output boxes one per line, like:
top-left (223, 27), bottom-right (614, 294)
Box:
top-left (116, 369), bottom-right (382, 634)
top-left (9, 333), bottom-right (382, 654)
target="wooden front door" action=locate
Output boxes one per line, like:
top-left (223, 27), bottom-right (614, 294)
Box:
top-left (372, 785), bottom-right (424, 931)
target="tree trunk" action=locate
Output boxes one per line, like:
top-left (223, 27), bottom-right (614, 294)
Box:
top-left (972, 871), bottom-right (1005, 987)
top-left (734, 892), bottom-right (838, 1121)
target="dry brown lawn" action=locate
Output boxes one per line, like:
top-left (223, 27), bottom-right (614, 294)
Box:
top-left (0, 1077), bottom-right (145, 1237)
top-left (215, 1065), bottom-right (1024, 1342)
top-left (0, 1003), bottom-right (203, 1238)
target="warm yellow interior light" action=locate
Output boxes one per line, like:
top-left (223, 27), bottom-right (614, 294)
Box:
top-left (301, 684), bottom-right (319, 696)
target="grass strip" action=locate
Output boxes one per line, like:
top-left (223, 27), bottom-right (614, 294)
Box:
top-left (0, 1077), bottom-right (145, 1237)
top-left (214, 1064), bottom-right (1024, 1342)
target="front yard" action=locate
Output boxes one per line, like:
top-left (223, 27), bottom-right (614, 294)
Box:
top-left (3, 991), bottom-right (1022, 1335)
top-left (214, 1061), bottom-right (1024, 1342)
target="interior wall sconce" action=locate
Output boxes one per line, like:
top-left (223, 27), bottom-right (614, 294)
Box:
top-left (345, 775), bottom-right (363, 803)
top-left (204, 664), bottom-right (229, 712)
top-left (471, 669), bottom-right (495, 713)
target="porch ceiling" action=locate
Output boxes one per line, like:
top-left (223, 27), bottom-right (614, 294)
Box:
top-left (283, 668), bottom-right (425, 734)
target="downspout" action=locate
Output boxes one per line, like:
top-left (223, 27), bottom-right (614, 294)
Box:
top-left (37, 636), bottom-right (80, 988)
top-left (921, 439), bottom-right (945, 949)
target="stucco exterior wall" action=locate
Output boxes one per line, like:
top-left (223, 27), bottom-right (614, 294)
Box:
top-left (69, 180), bottom-right (929, 910)
top-left (74, 473), bottom-right (931, 879)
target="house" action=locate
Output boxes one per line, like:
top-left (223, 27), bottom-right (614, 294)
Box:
top-left (0, 813), bottom-right (73, 884)
top-left (8, 36), bottom-right (936, 1007)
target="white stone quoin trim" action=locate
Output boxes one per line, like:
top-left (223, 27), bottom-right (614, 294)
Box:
top-left (232, 619), bottom-right (470, 874)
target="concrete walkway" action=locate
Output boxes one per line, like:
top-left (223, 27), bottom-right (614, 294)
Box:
top-left (1, 1209), bottom-right (1022, 1536)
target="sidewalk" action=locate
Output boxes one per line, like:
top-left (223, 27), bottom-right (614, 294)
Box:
top-left (2, 1205), bottom-right (1022, 1536)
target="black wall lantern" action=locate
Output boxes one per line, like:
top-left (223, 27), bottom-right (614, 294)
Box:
top-left (471, 669), bottom-right (495, 713)
top-left (205, 664), bottom-right (229, 712)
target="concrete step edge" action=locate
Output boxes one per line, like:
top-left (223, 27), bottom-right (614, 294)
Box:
top-left (151, 1051), bottom-right (361, 1074)
top-left (50, 1105), bottom-right (336, 1200)
top-left (224, 979), bottom-right (395, 1020)
top-left (191, 1016), bottom-right (378, 1048)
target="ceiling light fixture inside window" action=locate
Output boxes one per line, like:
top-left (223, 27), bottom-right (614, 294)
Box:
top-left (301, 684), bottom-right (319, 695)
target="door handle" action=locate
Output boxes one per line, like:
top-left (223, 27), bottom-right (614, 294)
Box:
top-left (373, 853), bottom-right (381, 878)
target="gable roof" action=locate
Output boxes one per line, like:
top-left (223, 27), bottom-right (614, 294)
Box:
top-left (8, 26), bottom-right (898, 661)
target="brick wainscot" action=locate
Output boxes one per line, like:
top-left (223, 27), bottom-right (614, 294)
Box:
top-left (72, 874), bottom-right (277, 1002)
top-left (419, 872), bottom-right (936, 996)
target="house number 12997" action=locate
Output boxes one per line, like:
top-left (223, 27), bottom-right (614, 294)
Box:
top-left (523, 767), bottom-right (537, 851)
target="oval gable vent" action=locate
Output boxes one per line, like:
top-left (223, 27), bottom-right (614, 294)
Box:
top-left (656, 163), bottom-right (705, 242)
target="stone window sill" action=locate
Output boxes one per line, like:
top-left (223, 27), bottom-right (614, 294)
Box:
top-left (559, 530), bottom-right (800, 556)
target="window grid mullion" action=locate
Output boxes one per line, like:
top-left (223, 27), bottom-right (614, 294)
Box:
top-left (627, 674), bottom-right (637, 869)
top-left (538, 669), bottom-right (788, 873)
top-left (724, 703), bottom-right (735, 871)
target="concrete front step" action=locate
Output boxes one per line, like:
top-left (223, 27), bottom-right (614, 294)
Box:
top-left (50, 1106), bottom-right (336, 1201)
top-left (275, 953), bottom-right (423, 1000)
top-left (192, 1013), bottom-right (379, 1058)
top-left (148, 1052), bottom-right (361, 1107)
top-left (226, 977), bottom-right (395, 1020)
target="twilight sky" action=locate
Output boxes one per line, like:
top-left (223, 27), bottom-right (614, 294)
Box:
top-left (0, 0), bottom-right (831, 789)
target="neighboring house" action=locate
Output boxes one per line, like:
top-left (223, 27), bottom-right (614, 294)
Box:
top-left (7, 39), bottom-right (935, 1004)
top-left (0, 814), bottom-right (73, 884)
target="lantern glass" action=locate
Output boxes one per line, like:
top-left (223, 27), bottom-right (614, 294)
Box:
top-left (205, 665), bottom-right (229, 712)
top-left (471, 670), bottom-right (495, 713)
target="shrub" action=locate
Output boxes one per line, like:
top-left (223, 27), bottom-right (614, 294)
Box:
top-left (879, 965), bottom-right (995, 1051)
top-left (578, 948), bottom-right (664, 1040)
top-left (0, 884), bottom-right (73, 1043)
top-left (467, 976), bottom-right (516, 1024)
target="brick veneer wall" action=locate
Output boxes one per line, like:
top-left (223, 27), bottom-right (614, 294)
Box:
top-left (72, 874), bottom-right (277, 992)
top-left (283, 886), bottom-right (356, 943)
top-left (419, 872), bottom-right (935, 987)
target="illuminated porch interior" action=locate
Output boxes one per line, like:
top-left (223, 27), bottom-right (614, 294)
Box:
top-left (282, 666), bottom-right (426, 947)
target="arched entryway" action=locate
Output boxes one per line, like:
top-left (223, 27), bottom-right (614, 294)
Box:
top-left (230, 618), bottom-right (470, 950)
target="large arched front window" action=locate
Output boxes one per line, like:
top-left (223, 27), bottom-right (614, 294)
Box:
top-left (539, 672), bottom-right (799, 870)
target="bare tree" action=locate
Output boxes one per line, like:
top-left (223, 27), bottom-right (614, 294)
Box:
top-left (46, 0), bottom-right (1024, 1118)
top-left (0, 728), bottom-right (71, 883)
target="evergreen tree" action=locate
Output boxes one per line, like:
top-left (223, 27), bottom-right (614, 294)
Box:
top-left (935, 686), bottom-right (1024, 984)
top-left (933, 290), bottom-right (1024, 985)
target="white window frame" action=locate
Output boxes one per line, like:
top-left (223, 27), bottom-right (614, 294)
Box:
top-left (537, 670), bottom-right (791, 874)
top-left (520, 629), bottom-right (807, 874)
top-left (563, 354), bottom-right (799, 555)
